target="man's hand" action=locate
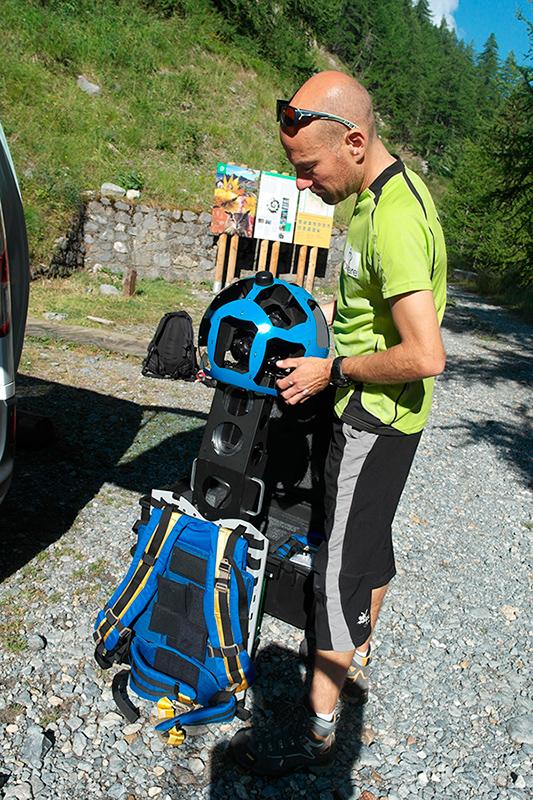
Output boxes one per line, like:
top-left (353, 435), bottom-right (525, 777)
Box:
top-left (276, 356), bottom-right (332, 405)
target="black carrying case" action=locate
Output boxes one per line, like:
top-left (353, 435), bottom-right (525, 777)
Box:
top-left (262, 498), bottom-right (322, 630)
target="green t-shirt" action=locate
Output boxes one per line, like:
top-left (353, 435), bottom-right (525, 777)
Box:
top-left (334, 158), bottom-right (447, 435)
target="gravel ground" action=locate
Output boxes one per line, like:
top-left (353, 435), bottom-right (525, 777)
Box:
top-left (0, 286), bottom-right (531, 800)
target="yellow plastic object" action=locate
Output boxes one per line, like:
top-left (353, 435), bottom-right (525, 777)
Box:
top-left (156, 697), bottom-right (175, 720)
top-left (166, 725), bottom-right (186, 747)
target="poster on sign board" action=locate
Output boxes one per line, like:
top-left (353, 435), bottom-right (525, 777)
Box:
top-left (211, 162), bottom-right (260, 237)
top-left (254, 171), bottom-right (299, 243)
top-left (294, 188), bottom-right (335, 248)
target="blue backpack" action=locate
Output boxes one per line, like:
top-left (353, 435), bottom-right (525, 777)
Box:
top-left (93, 498), bottom-right (262, 745)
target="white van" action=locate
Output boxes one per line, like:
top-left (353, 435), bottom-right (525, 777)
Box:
top-left (0, 124), bottom-right (30, 504)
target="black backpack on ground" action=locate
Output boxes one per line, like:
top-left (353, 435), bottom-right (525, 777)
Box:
top-left (142, 311), bottom-right (198, 380)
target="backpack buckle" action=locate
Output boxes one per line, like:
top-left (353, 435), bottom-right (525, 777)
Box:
top-left (215, 559), bottom-right (231, 592)
top-left (207, 643), bottom-right (242, 658)
top-left (105, 608), bottom-right (120, 625)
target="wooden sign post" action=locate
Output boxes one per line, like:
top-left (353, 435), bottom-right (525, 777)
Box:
top-left (225, 234), bottom-right (240, 285)
top-left (270, 241), bottom-right (280, 277)
top-left (213, 233), bottom-right (228, 293)
top-left (296, 245), bottom-right (308, 287)
top-left (258, 239), bottom-right (269, 272)
top-left (304, 247), bottom-right (318, 293)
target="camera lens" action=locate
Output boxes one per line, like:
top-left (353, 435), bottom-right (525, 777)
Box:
top-left (230, 334), bottom-right (253, 364)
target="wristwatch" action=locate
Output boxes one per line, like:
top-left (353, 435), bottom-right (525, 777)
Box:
top-left (330, 356), bottom-right (352, 388)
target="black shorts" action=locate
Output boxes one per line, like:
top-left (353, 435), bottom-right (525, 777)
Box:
top-left (314, 417), bottom-right (422, 650)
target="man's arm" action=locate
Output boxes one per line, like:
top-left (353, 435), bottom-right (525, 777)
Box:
top-left (320, 299), bottom-right (337, 326)
top-left (277, 290), bottom-right (445, 405)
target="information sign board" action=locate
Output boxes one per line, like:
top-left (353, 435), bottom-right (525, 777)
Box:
top-left (294, 189), bottom-right (335, 248)
top-left (254, 171), bottom-right (298, 243)
top-left (211, 162), bottom-right (260, 238)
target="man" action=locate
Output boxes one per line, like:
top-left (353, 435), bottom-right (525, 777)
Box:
top-left (231, 71), bottom-right (446, 776)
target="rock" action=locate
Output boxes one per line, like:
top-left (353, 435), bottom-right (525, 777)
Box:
top-left (101, 711), bottom-right (124, 727)
top-left (122, 722), bottom-right (142, 736)
top-left (43, 312), bottom-right (67, 322)
top-left (3, 782), bottom-right (34, 799)
top-left (357, 745), bottom-right (381, 767)
top-left (359, 793), bottom-right (379, 800)
top-left (361, 726), bottom-right (376, 745)
top-left (29, 776), bottom-right (44, 796)
top-left (126, 189), bottom-right (140, 200)
top-left (148, 789), bottom-right (162, 797)
top-left (107, 754), bottom-right (125, 774)
top-left (507, 715), bottom-right (533, 745)
top-left (188, 757), bottom-right (205, 775)
top-left (99, 283), bottom-right (120, 296)
top-left (182, 210), bottom-right (198, 223)
top-left (48, 696), bottom-right (63, 706)
top-left (173, 767), bottom-right (196, 785)
top-left (513, 775), bottom-right (526, 789)
top-left (501, 605), bottom-right (519, 621)
top-left (198, 211), bottom-right (212, 225)
top-left (26, 634), bottom-right (47, 652)
top-left (77, 75), bottom-right (101, 96)
top-left (72, 731), bottom-right (87, 757)
top-left (113, 241), bottom-right (128, 254)
top-left (20, 725), bottom-right (54, 768)
top-left (101, 182), bottom-right (126, 197)
top-left (418, 771), bottom-right (429, 786)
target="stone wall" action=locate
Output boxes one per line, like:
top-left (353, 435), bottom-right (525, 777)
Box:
top-left (50, 194), bottom-right (346, 285)
top-left (83, 197), bottom-right (215, 281)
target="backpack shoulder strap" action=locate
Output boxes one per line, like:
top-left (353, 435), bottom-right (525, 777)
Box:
top-left (212, 525), bottom-right (249, 692)
top-left (94, 505), bottom-right (182, 661)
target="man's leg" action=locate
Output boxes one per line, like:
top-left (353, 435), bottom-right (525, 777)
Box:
top-left (309, 582), bottom-right (388, 715)
top-left (230, 426), bottom-right (421, 776)
top-left (310, 648), bottom-right (355, 715)
top-left (360, 582), bottom-right (389, 650)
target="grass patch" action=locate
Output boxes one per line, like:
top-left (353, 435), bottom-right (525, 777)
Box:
top-left (0, 703), bottom-right (25, 724)
top-left (0, 597), bottom-right (26, 654)
top-left (2, 0), bottom-right (296, 268)
top-left (28, 269), bottom-right (206, 329)
top-left (73, 557), bottom-right (108, 579)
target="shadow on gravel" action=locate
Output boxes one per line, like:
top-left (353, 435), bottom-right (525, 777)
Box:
top-left (445, 287), bottom-right (533, 346)
top-left (206, 644), bottom-right (363, 800)
top-left (440, 303), bottom-right (533, 488)
top-left (435, 413), bottom-right (533, 489)
top-left (1, 374), bottom-right (206, 580)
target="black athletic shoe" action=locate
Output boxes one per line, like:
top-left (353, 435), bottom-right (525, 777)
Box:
top-left (341, 646), bottom-right (370, 705)
top-left (230, 703), bottom-right (336, 777)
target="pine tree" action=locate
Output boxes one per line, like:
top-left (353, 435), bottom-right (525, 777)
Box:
top-left (477, 32), bottom-right (501, 118)
top-left (500, 50), bottom-right (521, 98)
top-left (414, 0), bottom-right (432, 25)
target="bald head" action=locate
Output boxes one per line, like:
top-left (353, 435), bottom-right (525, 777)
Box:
top-left (290, 71), bottom-right (376, 144)
top-left (279, 71), bottom-right (391, 204)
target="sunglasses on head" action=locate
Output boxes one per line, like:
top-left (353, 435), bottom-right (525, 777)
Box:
top-left (276, 99), bottom-right (358, 130)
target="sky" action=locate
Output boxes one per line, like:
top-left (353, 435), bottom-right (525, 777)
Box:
top-left (428, 0), bottom-right (531, 63)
